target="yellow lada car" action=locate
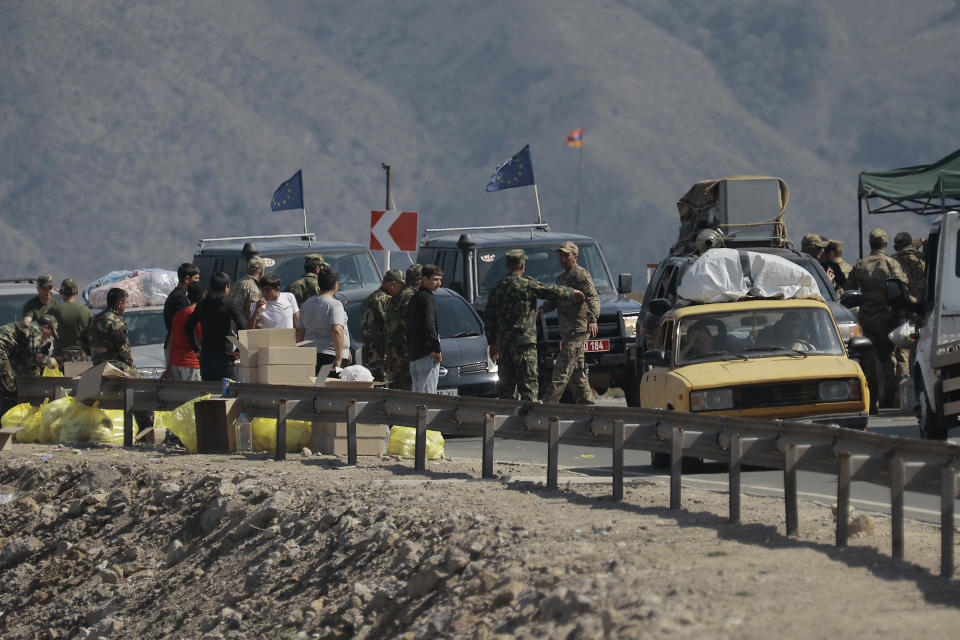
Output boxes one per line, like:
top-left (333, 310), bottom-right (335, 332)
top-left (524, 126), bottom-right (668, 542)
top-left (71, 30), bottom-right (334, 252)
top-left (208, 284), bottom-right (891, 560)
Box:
top-left (640, 298), bottom-right (869, 429)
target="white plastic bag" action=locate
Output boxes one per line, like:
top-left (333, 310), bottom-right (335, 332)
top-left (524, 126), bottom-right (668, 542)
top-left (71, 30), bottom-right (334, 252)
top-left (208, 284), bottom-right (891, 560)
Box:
top-left (888, 321), bottom-right (917, 348)
top-left (339, 365), bottom-right (374, 382)
top-left (677, 248), bottom-right (822, 303)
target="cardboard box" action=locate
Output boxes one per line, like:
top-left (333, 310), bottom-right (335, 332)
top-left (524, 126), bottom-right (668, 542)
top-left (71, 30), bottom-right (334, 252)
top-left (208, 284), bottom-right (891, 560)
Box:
top-left (63, 361), bottom-right (93, 377)
top-left (193, 398), bottom-right (241, 452)
top-left (318, 380), bottom-right (376, 389)
top-left (315, 435), bottom-right (386, 456)
top-left (313, 422), bottom-right (388, 439)
top-left (75, 362), bottom-right (131, 404)
top-left (258, 364), bottom-right (316, 385)
top-left (228, 328), bottom-right (298, 367)
top-left (257, 346), bottom-right (316, 366)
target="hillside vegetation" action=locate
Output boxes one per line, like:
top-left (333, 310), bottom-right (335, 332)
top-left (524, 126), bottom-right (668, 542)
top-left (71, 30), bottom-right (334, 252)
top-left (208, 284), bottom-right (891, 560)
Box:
top-left (1, 0), bottom-right (956, 283)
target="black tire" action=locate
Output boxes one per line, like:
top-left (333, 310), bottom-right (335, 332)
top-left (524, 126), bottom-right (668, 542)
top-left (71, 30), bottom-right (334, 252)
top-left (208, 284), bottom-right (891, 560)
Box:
top-left (919, 390), bottom-right (949, 440)
top-left (622, 375), bottom-right (641, 407)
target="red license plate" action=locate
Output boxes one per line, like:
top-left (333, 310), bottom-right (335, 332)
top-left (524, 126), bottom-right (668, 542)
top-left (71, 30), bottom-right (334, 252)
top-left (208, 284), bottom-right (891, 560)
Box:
top-left (585, 339), bottom-right (610, 352)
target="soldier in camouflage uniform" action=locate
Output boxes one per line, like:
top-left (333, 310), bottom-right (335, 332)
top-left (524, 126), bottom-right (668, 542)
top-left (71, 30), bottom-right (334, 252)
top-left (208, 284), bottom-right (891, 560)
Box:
top-left (285, 254), bottom-right (327, 307)
top-left (384, 264), bottom-right (422, 390)
top-left (893, 231), bottom-right (927, 380)
top-left (819, 241), bottom-right (848, 294)
top-left (484, 250), bottom-right (583, 402)
top-left (82, 288), bottom-right (136, 375)
top-left (22, 274), bottom-right (57, 321)
top-left (361, 269), bottom-right (404, 382)
top-left (541, 242), bottom-right (601, 405)
top-left (0, 315), bottom-right (58, 414)
top-left (231, 256), bottom-right (265, 326)
top-left (800, 233), bottom-right (828, 261)
top-left (847, 229), bottom-right (908, 413)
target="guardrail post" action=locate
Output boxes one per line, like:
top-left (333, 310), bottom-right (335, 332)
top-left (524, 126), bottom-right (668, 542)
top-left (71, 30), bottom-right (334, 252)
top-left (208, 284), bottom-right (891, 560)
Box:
top-left (941, 463), bottom-right (956, 578)
top-left (784, 441), bottom-right (798, 536)
top-left (890, 452), bottom-right (905, 560)
top-left (346, 399), bottom-right (358, 466)
top-left (275, 399), bottom-right (287, 461)
top-left (547, 417), bottom-right (559, 490)
top-left (729, 432), bottom-right (742, 524)
top-left (612, 419), bottom-right (624, 502)
top-left (123, 387), bottom-right (134, 447)
top-left (415, 405), bottom-right (427, 471)
top-left (836, 453), bottom-right (851, 547)
top-left (482, 412), bottom-right (495, 479)
top-left (670, 425), bottom-right (683, 511)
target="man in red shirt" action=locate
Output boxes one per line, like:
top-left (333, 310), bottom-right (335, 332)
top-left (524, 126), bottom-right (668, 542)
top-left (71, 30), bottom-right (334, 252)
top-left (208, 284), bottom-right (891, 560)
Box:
top-left (165, 283), bottom-right (204, 381)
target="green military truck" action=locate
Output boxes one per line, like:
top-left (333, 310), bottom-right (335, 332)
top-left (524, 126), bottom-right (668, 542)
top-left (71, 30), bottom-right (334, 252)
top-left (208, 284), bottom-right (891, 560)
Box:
top-left (415, 224), bottom-right (642, 402)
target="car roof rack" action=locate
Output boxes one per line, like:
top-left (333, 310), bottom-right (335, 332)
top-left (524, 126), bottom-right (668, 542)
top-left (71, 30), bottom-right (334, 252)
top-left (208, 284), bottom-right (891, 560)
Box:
top-left (0, 277), bottom-right (37, 284)
top-left (196, 233), bottom-right (316, 251)
top-left (421, 223), bottom-right (550, 241)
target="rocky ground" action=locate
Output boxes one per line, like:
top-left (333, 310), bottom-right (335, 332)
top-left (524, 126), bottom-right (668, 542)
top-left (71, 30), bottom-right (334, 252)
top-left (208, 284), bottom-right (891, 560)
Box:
top-left (2, 442), bottom-right (960, 639)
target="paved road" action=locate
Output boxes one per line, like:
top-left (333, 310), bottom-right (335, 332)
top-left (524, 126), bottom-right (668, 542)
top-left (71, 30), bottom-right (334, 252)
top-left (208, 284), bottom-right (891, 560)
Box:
top-left (444, 410), bottom-right (960, 525)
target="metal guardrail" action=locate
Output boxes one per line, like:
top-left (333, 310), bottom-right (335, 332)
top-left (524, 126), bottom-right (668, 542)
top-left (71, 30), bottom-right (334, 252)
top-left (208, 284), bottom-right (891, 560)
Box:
top-left (15, 375), bottom-right (960, 578)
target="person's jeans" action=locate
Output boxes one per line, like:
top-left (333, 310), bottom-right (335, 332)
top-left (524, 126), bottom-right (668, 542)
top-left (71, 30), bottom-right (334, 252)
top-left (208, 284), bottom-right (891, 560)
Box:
top-left (172, 365), bottom-right (201, 382)
top-left (409, 354), bottom-right (440, 394)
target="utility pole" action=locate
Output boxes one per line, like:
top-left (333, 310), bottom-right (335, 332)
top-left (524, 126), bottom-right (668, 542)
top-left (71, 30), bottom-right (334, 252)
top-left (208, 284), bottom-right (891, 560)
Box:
top-left (382, 163), bottom-right (391, 271)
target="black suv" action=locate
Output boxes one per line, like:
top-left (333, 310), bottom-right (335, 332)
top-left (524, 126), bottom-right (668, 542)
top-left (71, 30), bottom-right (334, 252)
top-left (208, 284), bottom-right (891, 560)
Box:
top-left (192, 234), bottom-right (382, 291)
top-left (416, 224), bottom-right (641, 401)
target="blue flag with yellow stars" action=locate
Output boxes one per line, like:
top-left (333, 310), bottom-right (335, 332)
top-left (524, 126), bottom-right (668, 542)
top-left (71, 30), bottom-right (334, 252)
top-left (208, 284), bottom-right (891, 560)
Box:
top-left (271, 170), bottom-right (304, 212)
top-left (486, 145), bottom-right (536, 192)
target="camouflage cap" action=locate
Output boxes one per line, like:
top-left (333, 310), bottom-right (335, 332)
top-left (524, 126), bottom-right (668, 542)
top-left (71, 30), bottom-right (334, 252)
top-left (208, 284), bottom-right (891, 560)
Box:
top-left (869, 228), bottom-right (888, 244)
top-left (247, 255), bottom-right (266, 272)
top-left (505, 249), bottom-right (527, 267)
top-left (800, 233), bottom-right (828, 251)
top-left (59, 278), bottom-right (79, 296)
top-left (405, 264), bottom-right (423, 287)
top-left (37, 274), bottom-right (55, 288)
top-left (825, 239), bottom-right (844, 256)
top-left (557, 241), bottom-right (579, 255)
top-left (303, 254), bottom-right (326, 271)
top-left (894, 232), bottom-right (913, 250)
top-left (382, 268), bottom-right (404, 284)
top-left (38, 314), bottom-right (58, 338)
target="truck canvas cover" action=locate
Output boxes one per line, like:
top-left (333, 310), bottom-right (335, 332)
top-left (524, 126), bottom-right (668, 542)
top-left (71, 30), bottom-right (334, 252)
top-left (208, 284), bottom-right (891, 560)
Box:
top-left (677, 248), bottom-right (822, 304)
top-left (675, 176), bottom-right (789, 251)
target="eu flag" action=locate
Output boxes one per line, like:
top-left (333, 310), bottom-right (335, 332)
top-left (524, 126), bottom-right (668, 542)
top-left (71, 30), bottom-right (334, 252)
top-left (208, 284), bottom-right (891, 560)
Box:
top-left (485, 145), bottom-right (536, 192)
top-left (271, 170), bottom-right (304, 212)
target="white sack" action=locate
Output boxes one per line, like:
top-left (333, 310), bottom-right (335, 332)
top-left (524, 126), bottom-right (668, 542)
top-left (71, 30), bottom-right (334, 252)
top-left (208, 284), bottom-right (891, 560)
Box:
top-left (339, 365), bottom-right (374, 382)
top-left (677, 248), bottom-right (822, 303)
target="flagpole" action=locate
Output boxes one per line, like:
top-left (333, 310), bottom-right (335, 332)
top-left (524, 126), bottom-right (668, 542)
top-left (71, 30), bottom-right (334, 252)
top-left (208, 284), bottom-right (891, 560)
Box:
top-left (574, 144), bottom-right (582, 228)
top-left (533, 184), bottom-right (543, 225)
top-left (302, 172), bottom-right (308, 235)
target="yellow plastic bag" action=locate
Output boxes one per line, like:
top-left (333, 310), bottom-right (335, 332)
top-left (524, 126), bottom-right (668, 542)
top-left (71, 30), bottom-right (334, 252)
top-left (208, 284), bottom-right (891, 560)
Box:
top-left (34, 396), bottom-right (76, 443)
top-left (13, 399), bottom-right (48, 443)
top-left (42, 366), bottom-right (64, 377)
top-left (55, 401), bottom-right (123, 445)
top-left (153, 394), bottom-right (210, 453)
top-left (2, 402), bottom-right (41, 442)
top-left (387, 426), bottom-right (445, 460)
top-left (251, 417), bottom-right (312, 453)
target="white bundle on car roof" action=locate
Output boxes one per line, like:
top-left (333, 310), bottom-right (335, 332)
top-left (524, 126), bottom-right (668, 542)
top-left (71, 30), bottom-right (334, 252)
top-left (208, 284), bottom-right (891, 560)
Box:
top-left (677, 248), bottom-right (822, 304)
top-left (84, 269), bottom-right (178, 309)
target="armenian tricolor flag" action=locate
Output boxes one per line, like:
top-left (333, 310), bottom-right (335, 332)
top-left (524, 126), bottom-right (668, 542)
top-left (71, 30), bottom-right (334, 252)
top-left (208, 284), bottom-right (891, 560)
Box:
top-left (565, 128), bottom-right (583, 147)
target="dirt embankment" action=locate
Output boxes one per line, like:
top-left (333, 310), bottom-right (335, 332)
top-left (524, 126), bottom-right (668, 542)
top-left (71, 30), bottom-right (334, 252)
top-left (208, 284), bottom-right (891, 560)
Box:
top-left (1, 443), bottom-right (960, 639)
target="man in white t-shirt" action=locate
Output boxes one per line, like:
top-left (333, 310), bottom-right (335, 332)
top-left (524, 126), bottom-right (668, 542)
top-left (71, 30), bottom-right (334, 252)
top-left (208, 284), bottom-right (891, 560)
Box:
top-left (300, 267), bottom-right (351, 375)
top-left (247, 274), bottom-right (302, 338)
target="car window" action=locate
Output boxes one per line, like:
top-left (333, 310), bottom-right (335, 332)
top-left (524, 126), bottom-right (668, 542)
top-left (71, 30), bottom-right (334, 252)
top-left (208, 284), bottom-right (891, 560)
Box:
top-left (437, 295), bottom-right (482, 338)
top-left (343, 299), bottom-right (362, 341)
top-left (477, 244), bottom-right (613, 294)
top-left (0, 294), bottom-right (35, 324)
top-left (266, 251), bottom-right (381, 291)
top-left (676, 307), bottom-right (843, 365)
top-left (125, 310), bottom-right (167, 346)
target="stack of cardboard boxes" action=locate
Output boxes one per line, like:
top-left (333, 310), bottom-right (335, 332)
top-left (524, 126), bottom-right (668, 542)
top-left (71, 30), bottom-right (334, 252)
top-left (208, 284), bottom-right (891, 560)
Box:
top-left (231, 329), bottom-right (315, 385)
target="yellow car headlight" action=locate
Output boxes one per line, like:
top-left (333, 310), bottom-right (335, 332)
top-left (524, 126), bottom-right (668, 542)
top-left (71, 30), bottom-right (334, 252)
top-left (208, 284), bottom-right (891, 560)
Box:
top-left (690, 388), bottom-right (733, 412)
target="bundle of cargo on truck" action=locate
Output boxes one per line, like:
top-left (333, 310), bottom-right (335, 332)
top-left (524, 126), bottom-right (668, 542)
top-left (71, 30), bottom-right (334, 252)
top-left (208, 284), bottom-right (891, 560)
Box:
top-left (674, 176), bottom-right (790, 254)
top-left (83, 269), bottom-right (178, 308)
